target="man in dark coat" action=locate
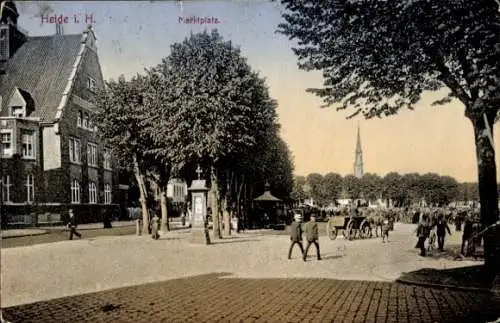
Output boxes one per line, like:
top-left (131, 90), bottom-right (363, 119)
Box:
top-left (461, 216), bottom-right (474, 256)
top-left (288, 214), bottom-right (305, 260)
top-left (303, 214), bottom-right (321, 261)
top-left (67, 209), bottom-right (82, 240)
top-left (415, 215), bottom-right (429, 256)
top-left (435, 215), bottom-right (452, 251)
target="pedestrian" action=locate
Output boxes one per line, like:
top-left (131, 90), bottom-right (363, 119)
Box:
top-left (67, 209), bottom-right (82, 240)
top-left (303, 213), bottom-right (321, 261)
top-left (435, 215), bottom-right (452, 251)
top-left (151, 213), bottom-right (160, 240)
top-left (415, 215), bottom-right (429, 256)
top-left (288, 214), bottom-right (305, 261)
top-left (381, 218), bottom-right (390, 243)
top-left (461, 216), bottom-right (474, 256)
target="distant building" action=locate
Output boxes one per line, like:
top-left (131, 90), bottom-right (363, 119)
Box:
top-left (353, 125), bottom-right (364, 179)
top-left (0, 2), bottom-right (125, 226)
top-left (166, 179), bottom-right (187, 204)
top-left (151, 178), bottom-right (187, 203)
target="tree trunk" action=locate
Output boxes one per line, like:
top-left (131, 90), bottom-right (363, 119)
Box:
top-left (223, 170), bottom-right (233, 236)
top-left (236, 175), bottom-right (245, 232)
top-left (470, 114), bottom-right (500, 273)
top-left (159, 186), bottom-right (169, 233)
top-left (132, 155), bottom-right (149, 235)
top-left (210, 167), bottom-right (222, 239)
top-left (223, 197), bottom-right (231, 236)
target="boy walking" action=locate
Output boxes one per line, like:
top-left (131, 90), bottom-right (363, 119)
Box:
top-left (303, 214), bottom-right (321, 261)
top-left (288, 214), bottom-right (305, 260)
top-left (67, 209), bottom-right (82, 240)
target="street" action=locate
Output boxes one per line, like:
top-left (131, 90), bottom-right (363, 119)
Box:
top-left (1, 223), bottom-right (499, 322)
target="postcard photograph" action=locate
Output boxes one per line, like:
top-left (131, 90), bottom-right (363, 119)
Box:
top-left (1, 1), bottom-right (500, 322)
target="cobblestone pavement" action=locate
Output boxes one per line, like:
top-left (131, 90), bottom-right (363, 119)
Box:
top-left (2, 273), bottom-right (499, 323)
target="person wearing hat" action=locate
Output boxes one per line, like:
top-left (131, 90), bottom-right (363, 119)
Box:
top-left (288, 213), bottom-right (305, 260)
top-left (67, 208), bottom-right (82, 240)
top-left (303, 213), bottom-right (321, 261)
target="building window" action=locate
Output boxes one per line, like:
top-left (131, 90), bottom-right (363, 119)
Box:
top-left (87, 77), bottom-right (97, 92)
top-left (104, 184), bottom-right (112, 204)
top-left (21, 130), bottom-right (35, 158)
top-left (89, 182), bottom-right (97, 204)
top-left (103, 148), bottom-right (112, 170)
top-left (26, 174), bottom-right (34, 203)
top-left (87, 143), bottom-right (98, 167)
top-left (69, 138), bottom-right (81, 163)
top-left (71, 180), bottom-right (80, 203)
top-left (1, 130), bottom-right (12, 156)
top-left (77, 111), bottom-right (82, 127)
top-left (83, 113), bottom-right (89, 128)
top-left (1, 175), bottom-right (11, 202)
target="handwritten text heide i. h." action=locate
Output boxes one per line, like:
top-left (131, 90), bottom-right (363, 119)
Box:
top-left (41, 13), bottom-right (95, 24)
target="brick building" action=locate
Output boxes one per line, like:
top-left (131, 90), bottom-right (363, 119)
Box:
top-left (0, 2), bottom-right (125, 227)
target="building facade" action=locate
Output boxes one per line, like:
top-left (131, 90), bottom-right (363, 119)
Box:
top-left (0, 2), bottom-right (122, 227)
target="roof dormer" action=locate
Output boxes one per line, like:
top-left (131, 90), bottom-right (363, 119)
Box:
top-left (8, 87), bottom-right (34, 117)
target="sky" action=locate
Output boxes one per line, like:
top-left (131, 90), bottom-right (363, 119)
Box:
top-left (14, 0), bottom-right (500, 183)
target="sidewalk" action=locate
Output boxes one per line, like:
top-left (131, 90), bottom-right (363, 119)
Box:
top-left (0, 220), bottom-right (193, 239)
top-left (0, 220), bottom-right (137, 239)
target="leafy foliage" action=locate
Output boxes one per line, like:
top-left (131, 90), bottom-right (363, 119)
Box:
top-left (93, 75), bottom-right (150, 170)
top-left (294, 171), bottom-right (464, 207)
top-left (277, 0), bottom-right (500, 120)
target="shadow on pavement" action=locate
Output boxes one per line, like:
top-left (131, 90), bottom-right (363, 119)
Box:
top-left (211, 238), bottom-right (260, 244)
top-left (424, 242), bottom-right (484, 262)
top-left (397, 264), bottom-right (495, 291)
top-left (3, 272), bottom-right (498, 323)
top-left (317, 254), bottom-right (343, 260)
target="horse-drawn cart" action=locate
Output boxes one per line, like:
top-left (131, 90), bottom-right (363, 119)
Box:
top-left (326, 214), bottom-right (372, 240)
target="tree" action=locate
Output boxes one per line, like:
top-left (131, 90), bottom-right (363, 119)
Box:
top-left (151, 30), bottom-right (280, 238)
top-left (278, 0), bottom-right (500, 271)
top-left (382, 172), bottom-right (402, 206)
top-left (359, 173), bottom-right (383, 202)
top-left (322, 172), bottom-right (343, 203)
top-left (306, 173), bottom-right (324, 205)
top-left (94, 75), bottom-right (152, 234)
top-left (291, 175), bottom-right (307, 202)
top-left (342, 175), bottom-right (361, 200)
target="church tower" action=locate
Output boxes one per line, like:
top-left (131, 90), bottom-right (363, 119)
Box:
top-left (353, 125), bottom-right (364, 179)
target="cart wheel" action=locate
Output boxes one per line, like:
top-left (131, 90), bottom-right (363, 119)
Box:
top-left (327, 221), bottom-right (337, 240)
top-left (347, 220), bottom-right (355, 240)
top-left (360, 221), bottom-right (371, 239)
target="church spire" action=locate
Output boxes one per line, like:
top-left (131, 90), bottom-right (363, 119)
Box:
top-left (354, 124), bottom-right (364, 178)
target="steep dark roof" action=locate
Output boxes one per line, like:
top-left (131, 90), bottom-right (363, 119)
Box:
top-left (0, 33), bottom-right (83, 121)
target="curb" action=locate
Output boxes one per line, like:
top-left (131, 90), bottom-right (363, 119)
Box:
top-left (1, 224), bottom-right (137, 239)
top-left (1, 231), bottom-right (49, 239)
top-left (395, 278), bottom-right (492, 293)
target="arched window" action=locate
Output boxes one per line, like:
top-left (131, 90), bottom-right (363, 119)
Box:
top-left (89, 182), bottom-right (97, 204)
top-left (104, 184), bottom-right (112, 204)
top-left (71, 180), bottom-right (80, 203)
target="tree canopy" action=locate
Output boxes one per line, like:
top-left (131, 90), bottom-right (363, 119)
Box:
top-left (277, 0), bottom-right (500, 119)
top-left (293, 171), bottom-right (468, 207)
